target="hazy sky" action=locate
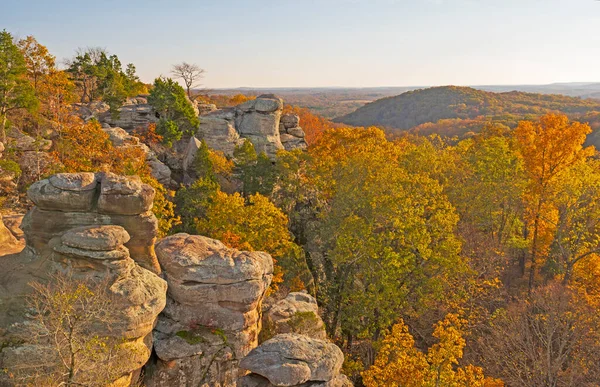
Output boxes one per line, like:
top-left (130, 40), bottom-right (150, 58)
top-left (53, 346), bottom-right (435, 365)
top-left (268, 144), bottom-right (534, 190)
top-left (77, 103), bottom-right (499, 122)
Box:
top-left (2, 0), bottom-right (599, 88)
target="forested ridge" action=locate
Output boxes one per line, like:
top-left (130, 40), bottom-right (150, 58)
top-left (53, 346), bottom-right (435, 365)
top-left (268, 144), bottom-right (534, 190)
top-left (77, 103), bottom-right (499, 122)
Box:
top-left (335, 86), bottom-right (600, 146)
top-left (2, 29), bottom-right (600, 386)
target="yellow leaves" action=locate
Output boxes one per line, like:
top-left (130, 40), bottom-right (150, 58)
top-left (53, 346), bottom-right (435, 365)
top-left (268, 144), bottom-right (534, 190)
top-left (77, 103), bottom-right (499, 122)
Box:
top-left (362, 314), bottom-right (503, 387)
top-left (195, 191), bottom-right (301, 289)
top-left (515, 114), bottom-right (593, 188)
top-left (208, 149), bottom-right (234, 177)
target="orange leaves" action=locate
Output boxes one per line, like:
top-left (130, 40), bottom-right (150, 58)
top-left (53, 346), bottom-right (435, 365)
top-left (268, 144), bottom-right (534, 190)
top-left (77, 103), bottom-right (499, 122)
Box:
top-left (362, 314), bottom-right (503, 387)
top-left (515, 113), bottom-right (595, 289)
top-left (515, 113), bottom-right (594, 189)
top-left (283, 105), bottom-right (337, 145)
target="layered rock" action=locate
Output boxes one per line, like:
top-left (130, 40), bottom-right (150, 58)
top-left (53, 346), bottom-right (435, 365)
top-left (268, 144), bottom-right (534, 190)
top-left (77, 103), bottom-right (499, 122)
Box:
top-left (98, 102), bottom-right (158, 131)
top-left (239, 334), bottom-right (351, 387)
top-left (279, 113), bottom-right (308, 151)
top-left (145, 233), bottom-right (273, 387)
top-left (0, 224), bottom-right (167, 386)
top-left (22, 172), bottom-right (161, 273)
top-left (262, 292), bottom-right (327, 341)
top-left (234, 95), bottom-right (284, 158)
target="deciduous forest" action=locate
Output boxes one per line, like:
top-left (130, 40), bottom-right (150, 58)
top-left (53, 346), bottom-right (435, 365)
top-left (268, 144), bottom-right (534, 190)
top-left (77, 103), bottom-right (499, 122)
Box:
top-left (2, 29), bottom-right (600, 387)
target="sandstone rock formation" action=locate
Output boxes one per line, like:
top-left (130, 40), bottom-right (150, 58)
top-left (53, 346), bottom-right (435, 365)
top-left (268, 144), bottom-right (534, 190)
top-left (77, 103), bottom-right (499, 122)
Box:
top-left (23, 172), bottom-right (161, 273)
top-left (234, 94), bottom-right (284, 157)
top-left (98, 101), bottom-right (158, 131)
top-left (263, 292), bottom-right (327, 341)
top-left (196, 113), bottom-right (245, 157)
top-left (279, 113), bottom-right (308, 151)
top-left (239, 334), bottom-right (351, 387)
top-left (91, 94), bottom-right (307, 170)
top-left (0, 225), bottom-right (166, 386)
top-left (0, 172), bottom-right (167, 386)
top-left (145, 233), bottom-right (274, 387)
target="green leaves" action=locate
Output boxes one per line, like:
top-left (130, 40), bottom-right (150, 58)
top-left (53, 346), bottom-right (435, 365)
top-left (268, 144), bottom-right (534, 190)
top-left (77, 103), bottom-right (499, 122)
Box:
top-left (148, 77), bottom-right (199, 146)
top-left (0, 30), bottom-right (37, 142)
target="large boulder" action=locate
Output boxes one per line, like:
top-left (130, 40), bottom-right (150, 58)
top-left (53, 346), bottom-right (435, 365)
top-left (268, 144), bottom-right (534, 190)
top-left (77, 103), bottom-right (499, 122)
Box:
top-left (145, 234), bottom-right (273, 387)
top-left (239, 334), bottom-right (347, 387)
top-left (12, 134), bottom-right (52, 152)
top-left (235, 95), bottom-right (284, 158)
top-left (23, 172), bottom-right (161, 274)
top-left (182, 136), bottom-right (202, 172)
top-left (97, 173), bottom-right (155, 215)
top-left (263, 292), bottom-right (326, 341)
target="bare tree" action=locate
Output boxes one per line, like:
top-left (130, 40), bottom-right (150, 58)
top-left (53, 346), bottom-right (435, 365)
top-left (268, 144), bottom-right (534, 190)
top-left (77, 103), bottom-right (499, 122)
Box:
top-left (476, 283), bottom-right (600, 386)
top-left (171, 62), bottom-right (205, 98)
top-left (7, 273), bottom-right (131, 387)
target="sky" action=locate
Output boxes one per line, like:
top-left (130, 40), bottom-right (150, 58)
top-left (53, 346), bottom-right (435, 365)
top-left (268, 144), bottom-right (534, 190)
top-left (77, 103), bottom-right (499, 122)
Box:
top-left (2, 0), bottom-right (600, 88)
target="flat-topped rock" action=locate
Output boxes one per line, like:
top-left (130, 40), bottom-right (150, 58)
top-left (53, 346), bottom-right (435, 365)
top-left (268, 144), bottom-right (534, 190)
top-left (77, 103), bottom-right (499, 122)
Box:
top-left (240, 334), bottom-right (344, 386)
top-left (48, 172), bottom-right (98, 191)
top-left (28, 177), bottom-right (97, 212)
top-left (156, 233), bottom-right (273, 287)
top-left (61, 225), bottom-right (130, 251)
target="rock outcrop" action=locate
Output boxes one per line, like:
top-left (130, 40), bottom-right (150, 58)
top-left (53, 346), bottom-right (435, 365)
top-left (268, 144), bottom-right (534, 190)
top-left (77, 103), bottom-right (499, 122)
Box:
top-left (145, 233), bottom-right (273, 387)
top-left (0, 172), bottom-right (167, 387)
top-left (279, 113), bottom-right (308, 151)
top-left (98, 99), bottom-right (158, 131)
top-left (196, 94), bottom-right (308, 159)
top-left (239, 334), bottom-right (351, 387)
top-left (262, 292), bottom-right (327, 341)
top-left (89, 94), bottom-right (307, 171)
top-left (22, 172), bottom-right (161, 273)
top-left (0, 225), bottom-right (166, 386)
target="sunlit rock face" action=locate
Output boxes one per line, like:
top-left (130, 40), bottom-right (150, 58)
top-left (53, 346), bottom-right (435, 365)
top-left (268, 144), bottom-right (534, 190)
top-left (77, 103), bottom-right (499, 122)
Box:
top-left (145, 233), bottom-right (273, 387)
top-left (0, 173), bottom-right (167, 386)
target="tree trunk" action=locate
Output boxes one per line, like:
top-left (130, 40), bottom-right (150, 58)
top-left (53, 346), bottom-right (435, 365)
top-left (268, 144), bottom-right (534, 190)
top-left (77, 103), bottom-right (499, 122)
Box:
top-left (528, 200), bottom-right (543, 294)
top-left (1, 113), bottom-right (7, 144)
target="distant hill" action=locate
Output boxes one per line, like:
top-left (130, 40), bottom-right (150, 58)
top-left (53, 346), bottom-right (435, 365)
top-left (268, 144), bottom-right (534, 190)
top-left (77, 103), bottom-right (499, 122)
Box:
top-left (208, 83), bottom-right (600, 119)
top-left (334, 86), bottom-right (600, 128)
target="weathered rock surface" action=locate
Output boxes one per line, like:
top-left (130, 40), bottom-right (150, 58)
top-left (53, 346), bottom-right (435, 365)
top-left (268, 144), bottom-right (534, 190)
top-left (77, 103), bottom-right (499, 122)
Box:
top-left (193, 95), bottom-right (306, 159)
top-left (1, 213), bottom-right (24, 241)
top-left (98, 103), bottom-right (158, 131)
top-left (279, 113), bottom-right (307, 151)
top-left (145, 233), bottom-right (273, 387)
top-left (182, 136), bottom-right (202, 172)
top-left (196, 115), bottom-right (244, 157)
top-left (263, 292), bottom-right (326, 340)
top-left (239, 334), bottom-right (347, 387)
top-left (23, 172), bottom-right (161, 273)
top-left (0, 224), bottom-right (167, 386)
top-left (12, 134), bottom-right (52, 152)
top-left (17, 151), bottom-right (60, 185)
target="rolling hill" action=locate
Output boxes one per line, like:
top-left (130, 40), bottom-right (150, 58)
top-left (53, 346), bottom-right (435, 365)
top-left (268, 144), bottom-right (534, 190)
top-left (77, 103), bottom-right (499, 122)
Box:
top-left (333, 86), bottom-right (600, 131)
